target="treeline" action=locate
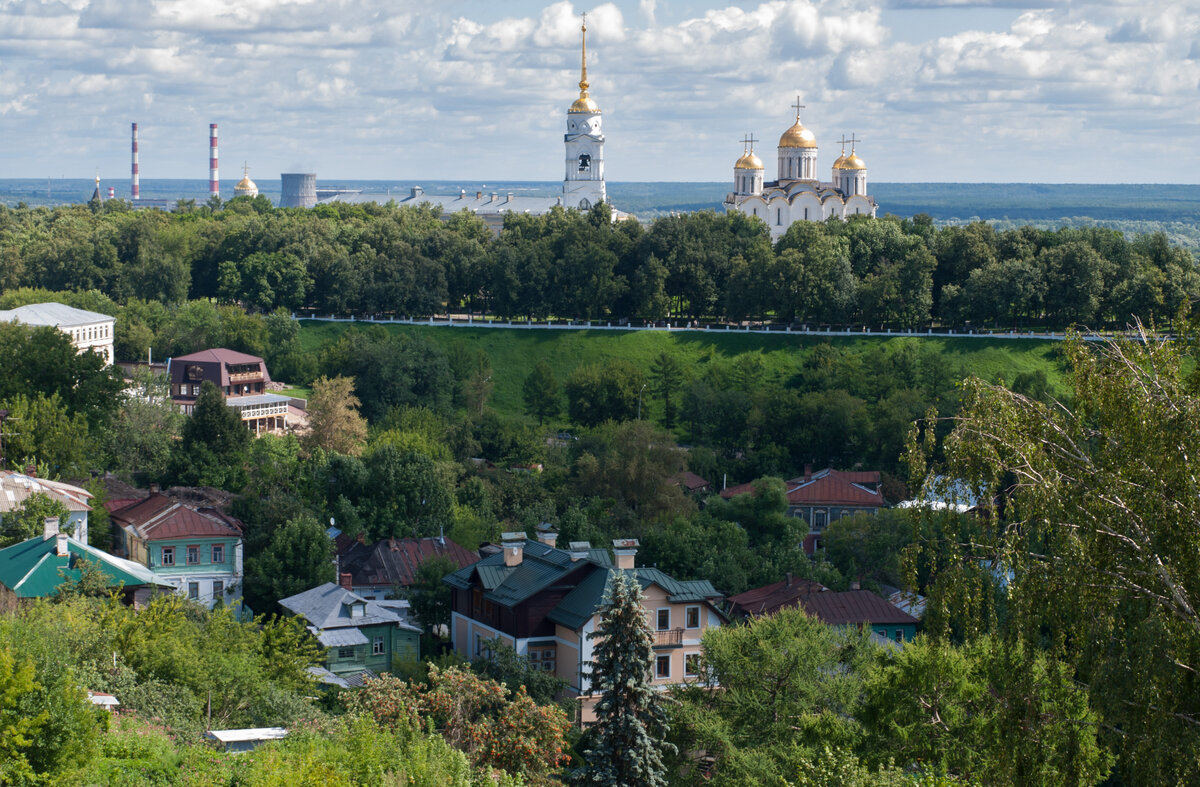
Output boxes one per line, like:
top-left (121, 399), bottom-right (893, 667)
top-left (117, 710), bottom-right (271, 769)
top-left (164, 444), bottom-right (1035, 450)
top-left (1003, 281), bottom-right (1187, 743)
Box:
top-left (1, 196), bottom-right (1195, 329)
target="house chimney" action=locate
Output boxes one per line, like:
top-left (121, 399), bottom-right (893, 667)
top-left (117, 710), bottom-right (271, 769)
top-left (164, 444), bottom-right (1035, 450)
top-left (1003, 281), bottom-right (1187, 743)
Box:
top-left (389, 537), bottom-right (398, 552)
top-left (506, 192), bottom-right (514, 203)
top-left (24, 464), bottom-right (36, 478)
top-left (501, 531), bottom-right (527, 567)
top-left (568, 541), bottom-right (591, 561)
top-left (356, 532), bottom-right (366, 545)
top-left (43, 516), bottom-right (60, 541)
top-left (148, 483), bottom-right (159, 495)
top-left (536, 530), bottom-right (558, 549)
top-left (612, 538), bottom-right (639, 571)
top-left (804, 464), bottom-right (812, 482)
top-left (56, 532), bottom-right (69, 557)
top-left (786, 572), bottom-right (793, 588)
top-left (339, 572), bottom-right (353, 591)
top-left (476, 191), bottom-right (482, 200)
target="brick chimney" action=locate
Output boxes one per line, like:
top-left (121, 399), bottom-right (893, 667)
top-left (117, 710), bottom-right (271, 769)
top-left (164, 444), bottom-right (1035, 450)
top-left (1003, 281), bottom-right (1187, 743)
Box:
top-left (24, 464), bottom-right (36, 478)
top-left (804, 464), bottom-right (812, 482)
top-left (56, 532), bottom-right (70, 557)
top-left (568, 541), bottom-right (591, 562)
top-left (612, 538), bottom-right (639, 570)
top-left (43, 516), bottom-right (60, 541)
top-left (501, 531), bottom-right (527, 567)
top-left (339, 572), bottom-right (353, 591)
top-left (536, 526), bottom-right (558, 549)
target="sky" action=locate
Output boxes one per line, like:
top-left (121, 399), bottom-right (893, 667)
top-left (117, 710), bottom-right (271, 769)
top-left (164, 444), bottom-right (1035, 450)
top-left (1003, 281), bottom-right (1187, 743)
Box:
top-left (0, 0), bottom-right (1197, 185)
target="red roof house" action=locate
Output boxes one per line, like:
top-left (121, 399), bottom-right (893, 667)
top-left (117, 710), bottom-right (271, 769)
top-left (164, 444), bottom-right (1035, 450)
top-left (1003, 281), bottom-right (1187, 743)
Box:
top-left (721, 466), bottom-right (885, 554)
top-left (336, 536), bottom-right (479, 599)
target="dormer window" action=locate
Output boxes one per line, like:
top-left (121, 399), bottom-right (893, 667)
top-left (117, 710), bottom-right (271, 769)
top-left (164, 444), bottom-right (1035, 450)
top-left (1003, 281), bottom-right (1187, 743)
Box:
top-left (348, 601), bottom-right (365, 619)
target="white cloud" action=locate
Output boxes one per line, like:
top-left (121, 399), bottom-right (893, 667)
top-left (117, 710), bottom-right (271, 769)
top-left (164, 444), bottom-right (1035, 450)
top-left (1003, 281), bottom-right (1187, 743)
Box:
top-left (1, 0), bottom-right (1198, 184)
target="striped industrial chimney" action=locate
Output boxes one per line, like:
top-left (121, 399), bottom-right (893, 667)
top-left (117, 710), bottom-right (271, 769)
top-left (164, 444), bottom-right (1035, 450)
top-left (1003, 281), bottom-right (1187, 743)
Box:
top-left (130, 123), bottom-right (140, 200)
top-left (209, 123), bottom-right (219, 198)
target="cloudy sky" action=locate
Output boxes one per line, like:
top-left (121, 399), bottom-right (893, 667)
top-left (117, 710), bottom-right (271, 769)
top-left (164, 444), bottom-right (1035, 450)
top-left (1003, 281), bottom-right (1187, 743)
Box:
top-left (1, 0), bottom-right (1197, 185)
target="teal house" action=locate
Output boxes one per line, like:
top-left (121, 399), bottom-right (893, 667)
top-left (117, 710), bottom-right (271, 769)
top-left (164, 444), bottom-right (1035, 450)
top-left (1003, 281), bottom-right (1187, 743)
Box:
top-left (110, 494), bottom-right (244, 609)
top-left (279, 582), bottom-right (421, 682)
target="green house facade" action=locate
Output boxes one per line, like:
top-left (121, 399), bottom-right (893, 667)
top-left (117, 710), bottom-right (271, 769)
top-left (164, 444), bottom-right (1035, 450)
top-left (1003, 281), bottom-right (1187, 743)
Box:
top-left (279, 582), bottom-right (421, 679)
top-left (111, 495), bottom-right (244, 609)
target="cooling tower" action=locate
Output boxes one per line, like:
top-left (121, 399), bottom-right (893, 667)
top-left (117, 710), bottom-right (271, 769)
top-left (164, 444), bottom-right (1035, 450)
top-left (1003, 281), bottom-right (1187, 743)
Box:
top-left (279, 173), bottom-right (317, 208)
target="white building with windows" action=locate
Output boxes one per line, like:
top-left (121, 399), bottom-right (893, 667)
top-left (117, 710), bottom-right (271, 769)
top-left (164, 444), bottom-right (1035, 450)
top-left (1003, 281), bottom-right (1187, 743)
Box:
top-left (725, 104), bottom-right (877, 240)
top-left (0, 302), bottom-right (115, 365)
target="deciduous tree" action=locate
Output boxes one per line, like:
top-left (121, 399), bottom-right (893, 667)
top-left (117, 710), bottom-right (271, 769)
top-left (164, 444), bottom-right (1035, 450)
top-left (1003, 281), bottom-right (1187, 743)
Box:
top-left (302, 375), bottom-right (367, 456)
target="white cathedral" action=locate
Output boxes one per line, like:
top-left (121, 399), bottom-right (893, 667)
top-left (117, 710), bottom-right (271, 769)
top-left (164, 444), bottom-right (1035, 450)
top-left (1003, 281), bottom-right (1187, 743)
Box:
top-left (724, 103), bottom-right (877, 240)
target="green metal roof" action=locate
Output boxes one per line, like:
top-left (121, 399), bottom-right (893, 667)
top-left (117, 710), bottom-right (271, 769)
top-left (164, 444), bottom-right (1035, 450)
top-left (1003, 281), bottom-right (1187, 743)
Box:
top-left (0, 535), bottom-right (166, 598)
top-left (547, 567), bottom-right (725, 631)
top-left (443, 539), bottom-right (724, 630)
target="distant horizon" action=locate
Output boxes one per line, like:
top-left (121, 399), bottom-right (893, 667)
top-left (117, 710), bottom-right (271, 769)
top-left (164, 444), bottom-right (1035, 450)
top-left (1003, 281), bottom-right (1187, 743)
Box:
top-left (0, 2), bottom-right (1195, 183)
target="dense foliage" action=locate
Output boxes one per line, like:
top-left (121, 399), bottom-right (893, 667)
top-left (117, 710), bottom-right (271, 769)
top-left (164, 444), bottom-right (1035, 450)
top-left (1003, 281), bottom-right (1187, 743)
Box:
top-left (0, 199), bottom-right (1194, 329)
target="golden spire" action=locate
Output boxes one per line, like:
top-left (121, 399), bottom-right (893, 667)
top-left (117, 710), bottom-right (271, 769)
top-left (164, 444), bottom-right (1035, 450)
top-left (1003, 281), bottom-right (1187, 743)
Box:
top-left (579, 15), bottom-right (589, 96)
top-left (569, 13), bottom-right (600, 114)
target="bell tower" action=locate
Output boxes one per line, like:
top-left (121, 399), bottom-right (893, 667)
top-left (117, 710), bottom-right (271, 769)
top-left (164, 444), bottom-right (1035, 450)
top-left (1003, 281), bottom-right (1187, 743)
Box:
top-left (563, 16), bottom-right (606, 210)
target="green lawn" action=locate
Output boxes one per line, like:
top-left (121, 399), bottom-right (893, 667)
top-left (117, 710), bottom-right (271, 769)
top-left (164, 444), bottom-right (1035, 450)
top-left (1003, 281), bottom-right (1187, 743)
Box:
top-left (296, 321), bottom-right (1068, 418)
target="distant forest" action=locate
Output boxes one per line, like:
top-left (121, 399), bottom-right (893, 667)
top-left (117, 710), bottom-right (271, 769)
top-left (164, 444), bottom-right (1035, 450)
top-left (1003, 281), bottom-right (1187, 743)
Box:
top-left (1, 194), bottom-right (1194, 338)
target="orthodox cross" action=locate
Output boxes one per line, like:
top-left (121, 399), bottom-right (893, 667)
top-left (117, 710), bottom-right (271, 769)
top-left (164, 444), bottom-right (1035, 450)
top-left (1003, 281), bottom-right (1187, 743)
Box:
top-left (792, 96), bottom-right (805, 120)
top-left (741, 133), bottom-right (759, 152)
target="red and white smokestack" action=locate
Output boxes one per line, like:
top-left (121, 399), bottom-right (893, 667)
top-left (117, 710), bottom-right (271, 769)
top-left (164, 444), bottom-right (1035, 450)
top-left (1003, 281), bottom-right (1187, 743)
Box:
top-left (130, 123), bottom-right (140, 200)
top-left (209, 123), bottom-right (219, 198)
top-left (107, 186), bottom-right (115, 199)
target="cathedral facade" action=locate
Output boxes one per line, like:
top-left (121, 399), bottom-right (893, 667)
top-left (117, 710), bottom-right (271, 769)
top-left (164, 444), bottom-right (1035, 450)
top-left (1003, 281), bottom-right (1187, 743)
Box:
top-left (724, 106), bottom-right (876, 240)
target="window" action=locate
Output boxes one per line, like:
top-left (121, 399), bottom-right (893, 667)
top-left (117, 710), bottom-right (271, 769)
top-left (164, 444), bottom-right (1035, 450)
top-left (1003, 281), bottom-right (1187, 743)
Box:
top-left (528, 650), bottom-right (540, 662)
top-left (337, 647), bottom-right (355, 660)
top-left (804, 207), bottom-right (809, 220)
top-left (776, 208), bottom-right (782, 225)
top-left (685, 653), bottom-right (702, 678)
top-left (656, 609), bottom-right (670, 631)
top-left (161, 547), bottom-right (174, 566)
top-left (812, 510), bottom-right (828, 531)
top-left (894, 629), bottom-right (904, 643)
top-left (655, 654), bottom-right (671, 679)
top-left (685, 606), bottom-right (700, 629)
top-left (474, 634), bottom-right (482, 656)
top-left (541, 661), bottom-right (555, 671)
top-left (186, 545), bottom-right (200, 565)
top-left (212, 580), bottom-right (224, 598)
top-left (211, 544), bottom-right (224, 563)
top-left (372, 636), bottom-right (385, 655)
top-left (188, 582), bottom-right (199, 600)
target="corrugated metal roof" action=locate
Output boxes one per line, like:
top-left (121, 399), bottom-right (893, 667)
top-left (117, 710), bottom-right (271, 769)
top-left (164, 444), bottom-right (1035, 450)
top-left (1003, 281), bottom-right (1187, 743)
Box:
top-left (344, 537), bottom-right (478, 589)
top-left (546, 567), bottom-right (723, 631)
top-left (798, 590), bottom-right (919, 627)
top-left (317, 629), bottom-right (369, 647)
top-left (0, 535), bottom-right (167, 597)
top-left (728, 577), bottom-right (828, 617)
top-left (0, 472), bottom-right (92, 514)
top-left (111, 494), bottom-right (242, 541)
top-left (279, 582), bottom-right (421, 632)
top-left (0, 302), bottom-right (114, 327)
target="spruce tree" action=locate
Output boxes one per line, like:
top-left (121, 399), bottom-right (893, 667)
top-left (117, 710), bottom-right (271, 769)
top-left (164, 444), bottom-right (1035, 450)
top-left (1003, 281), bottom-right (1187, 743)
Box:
top-left (574, 569), bottom-right (675, 786)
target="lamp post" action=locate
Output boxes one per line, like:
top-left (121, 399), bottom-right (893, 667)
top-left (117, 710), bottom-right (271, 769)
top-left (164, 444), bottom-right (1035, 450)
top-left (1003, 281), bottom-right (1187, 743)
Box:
top-left (637, 383), bottom-right (647, 421)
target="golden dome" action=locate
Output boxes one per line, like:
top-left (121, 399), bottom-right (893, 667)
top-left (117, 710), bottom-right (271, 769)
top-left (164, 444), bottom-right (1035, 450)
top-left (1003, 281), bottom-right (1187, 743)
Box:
top-left (569, 95), bottom-right (601, 114)
top-left (837, 151), bottom-right (866, 170)
top-left (236, 175), bottom-right (256, 190)
top-left (778, 121), bottom-right (817, 149)
top-left (735, 151), bottom-right (764, 170)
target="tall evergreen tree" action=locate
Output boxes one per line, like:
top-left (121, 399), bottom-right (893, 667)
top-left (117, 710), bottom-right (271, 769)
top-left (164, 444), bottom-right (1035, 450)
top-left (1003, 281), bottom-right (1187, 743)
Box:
top-left (574, 570), bottom-right (675, 786)
top-left (522, 358), bottom-right (561, 425)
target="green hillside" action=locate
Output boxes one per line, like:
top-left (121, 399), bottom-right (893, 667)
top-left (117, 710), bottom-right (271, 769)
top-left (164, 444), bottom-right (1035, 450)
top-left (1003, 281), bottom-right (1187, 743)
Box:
top-left (297, 321), bottom-right (1067, 419)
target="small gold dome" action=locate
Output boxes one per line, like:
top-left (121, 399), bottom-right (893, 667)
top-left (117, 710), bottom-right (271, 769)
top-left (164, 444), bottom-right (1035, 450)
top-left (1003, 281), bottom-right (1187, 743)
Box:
top-left (836, 151), bottom-right (866, 170)
top-left (236, 175), bottom-right (257, 190)
top-left (831, 153), bottom-right (848, 170)
top-left (735, 151), bottom-right (764, 170)
top-left (778, 121), bottom-right (817, 149)
top-left (569, 95), bottom-right (601, 114)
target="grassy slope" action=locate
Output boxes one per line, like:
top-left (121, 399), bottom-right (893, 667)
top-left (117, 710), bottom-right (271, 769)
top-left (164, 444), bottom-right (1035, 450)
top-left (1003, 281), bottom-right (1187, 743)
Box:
top-left (297, 321), bottom-right (1067, 418)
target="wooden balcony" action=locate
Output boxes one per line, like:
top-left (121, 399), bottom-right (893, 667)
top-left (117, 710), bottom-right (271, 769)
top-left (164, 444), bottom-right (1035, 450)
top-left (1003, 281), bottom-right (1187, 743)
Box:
top-left (228, 370), bottom-right (263, 383)
top-left (652, 628), bottom-right (683, 648)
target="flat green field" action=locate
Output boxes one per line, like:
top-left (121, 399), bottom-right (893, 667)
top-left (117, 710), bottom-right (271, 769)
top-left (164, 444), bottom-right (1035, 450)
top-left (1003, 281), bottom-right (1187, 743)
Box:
top-left (297, 321), bottom-right (1067, 417)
